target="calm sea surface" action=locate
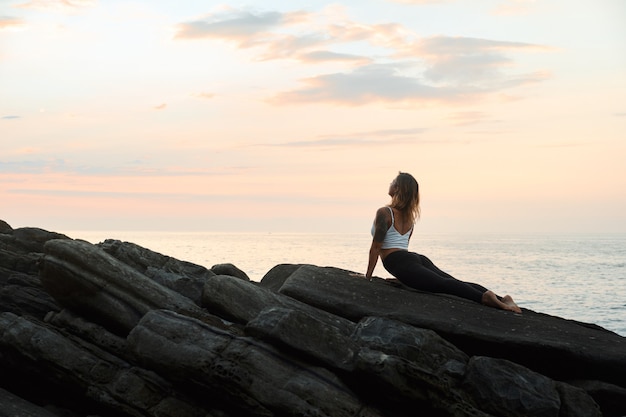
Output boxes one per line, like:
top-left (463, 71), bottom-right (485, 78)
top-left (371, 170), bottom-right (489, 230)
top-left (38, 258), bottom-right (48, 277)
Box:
top-left (73, 231), bottom-right (626, 337)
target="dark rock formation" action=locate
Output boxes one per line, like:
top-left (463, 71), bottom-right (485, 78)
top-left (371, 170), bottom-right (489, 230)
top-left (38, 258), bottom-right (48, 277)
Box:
top-left (1, 220), bottom-right (624, 417)
top-left (97, 239), bottom-right (216, 306)
top-left (210, 263), bottom-right (250, 281)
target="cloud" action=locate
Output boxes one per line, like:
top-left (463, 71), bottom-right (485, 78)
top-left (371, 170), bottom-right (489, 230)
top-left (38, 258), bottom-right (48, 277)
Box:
top-left (174, 9), bottom-right (285, 41)
top-left (15, 0), bottom-right (96, 13)
top-left (297, 50), bottom-right (371, 65)
top-left (175, 8), bottom-right (337, 63)
top-left (414, 35), bottom-right (548, 55)
top-left (1, 115), bottom-right (21, 120)
top-left (269, 63), bottom-right (480, 106)
top-left (267, 127), bottom-right (428, 148)
top-left (268, 34), bottom-right (551, 105)
top-left (175, 7), bottom-right (552, 106)
top-left (0, 159), bottom-right (60, 174)
top-left (615, 112), bottom-right (626, 117)
top-left (0, 156), bottom-right (248, 177)
top-left (153, 103), bottom-right (167, 110)
top-left (6, 188), bottom-right (199, 200)
top-left (407, 36), bottom-right (551, 86)
top-left (0, 16), bottom-right (26, 30)
top-left (173, 8), bottom-right (396, 63)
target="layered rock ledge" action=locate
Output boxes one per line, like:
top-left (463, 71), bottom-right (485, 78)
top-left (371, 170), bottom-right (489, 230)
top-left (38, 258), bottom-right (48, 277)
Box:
top-left (1, 220), bottom-right (625, 417)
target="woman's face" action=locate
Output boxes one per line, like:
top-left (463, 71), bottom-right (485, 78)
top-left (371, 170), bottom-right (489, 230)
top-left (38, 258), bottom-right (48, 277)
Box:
top-left (388, 178), bottom-right (398, 197)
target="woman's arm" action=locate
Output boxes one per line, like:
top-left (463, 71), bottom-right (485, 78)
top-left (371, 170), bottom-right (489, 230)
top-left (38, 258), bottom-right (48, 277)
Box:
top-left (366, 208), bottom-right (390, 279)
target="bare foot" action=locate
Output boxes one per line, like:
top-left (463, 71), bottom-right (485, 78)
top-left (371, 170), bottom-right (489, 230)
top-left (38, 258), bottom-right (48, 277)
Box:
top-left (502, 295), bottom-right (522, 314)
top-left (482, 291), bottom-right (522, 313)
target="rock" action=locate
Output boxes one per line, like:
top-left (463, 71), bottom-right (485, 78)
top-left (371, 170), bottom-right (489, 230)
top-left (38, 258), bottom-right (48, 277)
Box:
top-left (44, 309), bottom-right (129, 359)
top-left (1, 223), bottom-right (624, 417)
top-left (0, 269), bottom-right (60, 320)
top-left (201, 273), bottom-right (354, 335)
top-left (98, 239), bottom-right (216, 305)
top-left (567, 380), bottom-right (626, 417)
top-left (353, 316), bottom-right (469, 379)
top-left (276, 264), bottom-right (626, 387)
top-left (39, 239), bottom-right (226, 335)
top-left (245, 306), bottom-right (359, 372)
top-left (555, 382), bottom-right (603, 417)
top-left (0, 387), bottom-right (59, 417)
top-left (211, 263), bottom-right (250, 281)
top-left (127, 309), bottom-right (383, 417)
top-left (1, 227), bottom-right (70, 254)
top-left (463, 356), bottom-right (561, 417)
top-left (259, 263), bottom-right (306, 292)
top-left (0, 220), bottom-right (13, 234)
top-left (0, 312), bottom-right (214, 417)
top-left (0, 230), bottom-right (62, 321)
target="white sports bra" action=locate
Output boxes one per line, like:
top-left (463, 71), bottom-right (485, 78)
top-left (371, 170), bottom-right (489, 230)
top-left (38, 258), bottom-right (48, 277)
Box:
top-left (371, 207), bottom-right (412, 250)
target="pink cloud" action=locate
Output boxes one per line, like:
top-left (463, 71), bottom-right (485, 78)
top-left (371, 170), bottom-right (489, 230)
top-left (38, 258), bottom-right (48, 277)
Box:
top-left (16, 0), bottom-right (96, 13)
top-left (0, 16), bottom-right (26, 30)
top-left (174, 8), bottom-right (553, 106)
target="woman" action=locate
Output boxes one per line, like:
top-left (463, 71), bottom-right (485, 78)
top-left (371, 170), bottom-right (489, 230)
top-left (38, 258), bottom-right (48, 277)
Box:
top-left (366, 172), bottom-right (521, 313)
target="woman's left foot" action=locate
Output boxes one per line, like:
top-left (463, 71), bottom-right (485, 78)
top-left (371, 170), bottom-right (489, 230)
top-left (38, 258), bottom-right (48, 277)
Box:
top-left (482, 291), bottom-right (521, 313)
top-left (502, 295), bottom-right (521, 313)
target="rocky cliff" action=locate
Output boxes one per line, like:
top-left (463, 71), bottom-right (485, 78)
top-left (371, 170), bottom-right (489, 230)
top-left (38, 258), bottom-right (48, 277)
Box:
top-left (1, 220), bottom-right (625, 417)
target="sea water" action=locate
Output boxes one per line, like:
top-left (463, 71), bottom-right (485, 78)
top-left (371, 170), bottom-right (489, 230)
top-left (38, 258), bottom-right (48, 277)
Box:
top-left (73, 231), bottom-right (626, 336)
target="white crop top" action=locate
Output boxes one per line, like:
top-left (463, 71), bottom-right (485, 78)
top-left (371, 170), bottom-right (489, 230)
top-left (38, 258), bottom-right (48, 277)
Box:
top-left (371, 207), bottom-right (412, 250)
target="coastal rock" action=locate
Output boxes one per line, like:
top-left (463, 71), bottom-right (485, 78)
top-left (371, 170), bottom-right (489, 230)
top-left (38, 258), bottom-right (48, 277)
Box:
top-left (127, 309), bottom-right (381, 417)
top-left (275, 264), bottom-right (626, 387)
top-left (0, 221), bottom-right (624, 417)
top-left (0, 220), bottom-right (13, 234)
top-left (0, 387), bottom-right (59, 417)
top-left (211, 262), bottom-right (250, 281)
top-left (0, 224), bottom-right (61, 321)
top-left (0, 225), bottom-right (69, 254)
top-left (463, 356), bottom-right (561, 417)
top-left (259, 263), bottom-right (306, 292)
top-left (201, 273), bottom-right (354, 334)
top-left (245, 306), bottom-right (359, 372)
top-left (98, 239), bottom-right (216, 306)
top-left (40, 239), bottom-right (226, 335)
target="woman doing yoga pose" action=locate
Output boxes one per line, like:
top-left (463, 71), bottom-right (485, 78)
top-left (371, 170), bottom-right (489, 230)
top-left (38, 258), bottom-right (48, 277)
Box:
top-left (365, 172), bottom-right (521, 313)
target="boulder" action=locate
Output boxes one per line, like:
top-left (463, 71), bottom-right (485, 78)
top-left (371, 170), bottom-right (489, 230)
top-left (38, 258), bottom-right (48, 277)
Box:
top-left (463, 356), bottom-right (562, 417)
top-left (0, 220), bottom-right (13, 234)
top-left (201, 273), bottom-right (354, 334)
top-left (98, 239), bottom-right (216, 305)
top-left (211, 262), bottom-right (250, 281)
top-left (0, 226), bottom-right (69, 254)
top-left (39, 239), bottom-right (226, 335)
top-left (0, 229), bottom-right (62, 321)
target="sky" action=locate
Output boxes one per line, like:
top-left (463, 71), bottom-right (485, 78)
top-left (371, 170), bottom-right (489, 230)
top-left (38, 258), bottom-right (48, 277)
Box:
top-left (1, 0), bottom-right (625, 234)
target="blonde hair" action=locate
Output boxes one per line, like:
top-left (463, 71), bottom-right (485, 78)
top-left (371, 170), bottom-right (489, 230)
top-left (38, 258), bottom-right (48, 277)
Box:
top-left (390, 172), bottom-right (420, 223)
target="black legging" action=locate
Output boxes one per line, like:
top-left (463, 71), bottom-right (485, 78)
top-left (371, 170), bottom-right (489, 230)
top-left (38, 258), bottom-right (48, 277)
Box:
top-left (382, 250), bottom-right (488, 304)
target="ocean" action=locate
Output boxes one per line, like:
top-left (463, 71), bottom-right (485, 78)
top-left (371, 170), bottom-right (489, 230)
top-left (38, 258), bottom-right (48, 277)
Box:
top-left (72, 231), bottom-right (626, 337)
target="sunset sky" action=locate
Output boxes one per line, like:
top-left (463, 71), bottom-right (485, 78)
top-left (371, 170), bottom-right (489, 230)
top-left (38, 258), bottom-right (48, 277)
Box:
top-left (1, 0), bottom-right (625, 234)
